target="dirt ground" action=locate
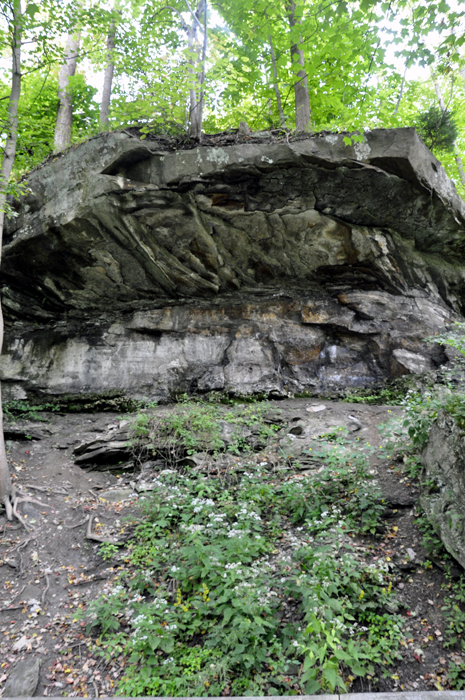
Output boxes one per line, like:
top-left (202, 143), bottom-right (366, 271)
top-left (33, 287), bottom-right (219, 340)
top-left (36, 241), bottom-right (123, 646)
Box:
top-left (0, 399), bottom-right (463, 697)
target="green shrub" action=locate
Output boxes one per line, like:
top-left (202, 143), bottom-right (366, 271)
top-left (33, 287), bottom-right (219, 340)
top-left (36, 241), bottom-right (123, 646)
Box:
top-left (82, 412), bottom-right (401, 696)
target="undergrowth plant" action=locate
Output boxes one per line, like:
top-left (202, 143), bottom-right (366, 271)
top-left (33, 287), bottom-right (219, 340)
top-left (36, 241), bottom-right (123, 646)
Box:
top-left (2, 399), bottom-right (60, 422)
top-left (129, 400), bottom-right (283, 466)
top-left (82, 401), bottom-right (404, 696)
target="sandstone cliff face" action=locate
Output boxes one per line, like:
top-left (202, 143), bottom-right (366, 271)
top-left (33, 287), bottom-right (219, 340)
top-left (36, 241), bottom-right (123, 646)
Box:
top-left (1, 127), bottom-right (464, 401)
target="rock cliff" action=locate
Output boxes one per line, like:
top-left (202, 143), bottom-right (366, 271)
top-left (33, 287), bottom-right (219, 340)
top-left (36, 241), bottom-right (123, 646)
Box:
top-left (1, 127), bottom-right (465, 402)
top-left (421, 411), bottom-right (465, 569)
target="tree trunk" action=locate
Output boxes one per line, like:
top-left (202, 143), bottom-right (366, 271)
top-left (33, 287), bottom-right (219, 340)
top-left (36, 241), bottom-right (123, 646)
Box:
top-left (433, 77), bottom-right (465, 189)
top-left (287, 0), bottom-right (311, 132)
top-left (99, 22), bottom-right (116, 127)
top-left (0, 0), bottom-right (22, 516)
top-left (265, 10), bottom-right (286, 128)
top-left (187, 0), bottom-right (207, 140)
top-left (100, 2), bottom-right (121, 128)
top-left (54, 32), bottom-right (80, 151)
top-left (393, 63), bottom-right (408, 115)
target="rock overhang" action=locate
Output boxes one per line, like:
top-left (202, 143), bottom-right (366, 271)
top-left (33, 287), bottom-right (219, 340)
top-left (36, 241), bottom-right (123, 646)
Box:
top-left (1, 127), bottom-right (465, 401)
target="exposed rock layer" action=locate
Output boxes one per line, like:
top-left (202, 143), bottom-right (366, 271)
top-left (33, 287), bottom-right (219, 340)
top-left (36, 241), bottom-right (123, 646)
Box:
top-left (1, 127), bottom-right (465, 401)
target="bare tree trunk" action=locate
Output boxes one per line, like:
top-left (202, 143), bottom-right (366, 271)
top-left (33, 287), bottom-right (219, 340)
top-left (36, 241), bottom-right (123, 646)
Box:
top-left (265, 10), bottom-right (286, 128)
top-left (99, 22), bottom-right (116, 127)
top-left (187, 0), bottom-right (207, 140)
top-left (0, 0), bottom-right (22, 516)
top-left (54, 32), bottom-right (80, 151)
top-left (287, 0), bottom-right (311, 132)
top-left (100, 1), bottom-right (122, 128)
top-left (433, 77), bottom-right (465, 189)
top-left (393, 63), bottom-right (407, 115)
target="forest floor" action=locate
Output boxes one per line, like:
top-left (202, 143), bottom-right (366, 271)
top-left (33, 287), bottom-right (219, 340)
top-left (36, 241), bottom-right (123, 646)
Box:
top-left (0, 398), bottom-right (464, 697)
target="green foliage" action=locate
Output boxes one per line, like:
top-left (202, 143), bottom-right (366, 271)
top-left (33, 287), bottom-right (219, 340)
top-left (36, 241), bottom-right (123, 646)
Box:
top-left (428, 321), bottom-right (465, 359)
top-left (402, 389), bottom-right (444, 446)
top-left (342, 379), bottom-right (414, 405)
top-left (2, 399), bottom-right (60, 422)
top-left (83, 400), bottom-right (402, 696)
top-left (0, 70), bottom-right (99, 176)
top-left (442, 576), bottom-right (465, 654)
top-left (130, 400), bottom-right (283, 463)
top-left (1, 0), bottom-right (465, 190)
top-left (416, 105), bottom-right (458, 153)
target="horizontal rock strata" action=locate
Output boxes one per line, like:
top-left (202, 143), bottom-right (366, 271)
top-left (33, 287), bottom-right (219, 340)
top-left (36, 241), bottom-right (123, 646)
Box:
top-left (1, 127), bottom-right (464, 401)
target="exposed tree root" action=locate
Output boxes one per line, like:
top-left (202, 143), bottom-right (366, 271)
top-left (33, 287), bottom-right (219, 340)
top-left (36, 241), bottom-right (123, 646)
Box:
top-left (12, 499), bottom-right (31, 531)
top-left (1, 485), bottom-right (50, 546)
top-left (41, 573), bottom-right (50, 603)
top-left (9, 488), bottom-right (50, 531)
top-left (86, 514), bottom-right (116, 544)
top-left (64, 514), bottom-right (89, 529)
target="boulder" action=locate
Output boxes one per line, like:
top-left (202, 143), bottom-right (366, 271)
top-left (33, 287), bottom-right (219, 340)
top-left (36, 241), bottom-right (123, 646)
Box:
top-left (421, 411), bottom-right (465, 569)
top-left (2, 656), bottom-right (40, 696)
top-left (390, 348), bottom-right (434, 376)
top-left (0, 127), bottom-right (463, 401)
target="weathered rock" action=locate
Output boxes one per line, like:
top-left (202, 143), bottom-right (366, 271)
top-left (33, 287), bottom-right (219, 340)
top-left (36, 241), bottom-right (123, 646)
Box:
top-left (306, 404), bottom-right (327, 413)
top-left (390, 348), bottom-right (434, 376)
top-left (421, 411), bottom-right (465, 569)
top-left (98, 487), bottom-right (137, 502)
top-left (3, 656), bottom-right (40, 696)
top-left (3, 422), bottom-right (52, 440)
top-left (1, 127), bottom-right (464, 401)
top-left (73, 437), bottom-right (132, 466)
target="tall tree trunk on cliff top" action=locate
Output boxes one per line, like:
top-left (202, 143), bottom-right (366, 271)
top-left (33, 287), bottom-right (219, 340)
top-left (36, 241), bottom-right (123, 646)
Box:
top-left (287, 0), bottom-right (311, 132)
top-left (0, 0), bottom-right (22, 517)
top-left (99, 23), bottom-right (115, 127)
top-left (187, 0), bottom-right (207, 140)
top-left (265, 9), bottom-right (286, 128)
top-left (100, 2), bottom-right (122, 128)
top-left (54, 32), bottom-right (80, 151)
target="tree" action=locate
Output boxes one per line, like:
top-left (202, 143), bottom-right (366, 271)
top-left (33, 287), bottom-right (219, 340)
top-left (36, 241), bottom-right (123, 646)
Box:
top-left (265, 8), bottom-right (286, 128)
top-left (0, 0), bottom-right (22, 520)
top-left (186, 0), bottom-right (207, 139)
top-left (99, 1), bottom-right (122, 127)
top-left (0, 0), bottom-right (89, 521)
top-left (286, 0), bottom-right (311, 131)
top-left (433, 74), bottom-right (465, 188)
top-left (54, 30), bottom-right (81, 151)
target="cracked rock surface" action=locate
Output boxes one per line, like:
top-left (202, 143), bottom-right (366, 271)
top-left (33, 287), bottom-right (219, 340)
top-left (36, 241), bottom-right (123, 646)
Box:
top-left (1, 127), bottom-right (465, 401)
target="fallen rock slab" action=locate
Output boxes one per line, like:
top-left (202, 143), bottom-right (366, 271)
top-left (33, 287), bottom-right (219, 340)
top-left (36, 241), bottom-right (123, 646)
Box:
top-left (3, 656), bottom-right (40, 697)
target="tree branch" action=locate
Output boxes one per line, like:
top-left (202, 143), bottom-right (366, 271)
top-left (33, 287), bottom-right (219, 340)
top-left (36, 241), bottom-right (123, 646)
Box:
top-left (147, 5), bottom-right (188, 32)
top-left (184, 0), bottom-right (206, 33)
